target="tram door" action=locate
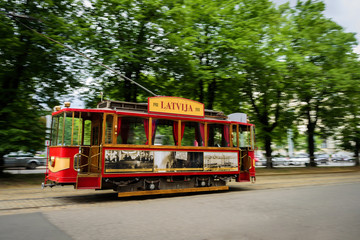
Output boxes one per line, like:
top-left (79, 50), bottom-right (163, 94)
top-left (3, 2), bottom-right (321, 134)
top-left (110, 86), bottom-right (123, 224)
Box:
top-left (89, 115), bottom-right (102, 173)
top-left (76, 113), bottom-right (102, 189)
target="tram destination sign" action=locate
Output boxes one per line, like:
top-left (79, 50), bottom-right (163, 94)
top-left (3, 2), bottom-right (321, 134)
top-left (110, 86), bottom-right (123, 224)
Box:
top-left (148, 96), bottom-right (205, 117)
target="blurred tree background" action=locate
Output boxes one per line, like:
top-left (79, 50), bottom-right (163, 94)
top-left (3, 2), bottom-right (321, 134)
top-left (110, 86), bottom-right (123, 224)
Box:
top-left (1, 0), bottom-right (359, 171)
top-left (0, 0), bottom-right (82, 172)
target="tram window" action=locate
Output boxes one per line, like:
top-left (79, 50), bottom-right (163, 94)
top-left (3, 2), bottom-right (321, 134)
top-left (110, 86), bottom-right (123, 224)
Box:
top-left (50, 112), bottom-right (94, 146)
top-left (181, 122), bottom-right (205, 146)
top-left (250, 125), bottom-right (255, 149)
top-left (63, 113), bottom-right (73, 146)
top-left (105, 115), bottom-right (113, 144)
top-left (51, 113), bottom-right (83, 146)
top-left (57, 115), bottom-right (64, 145)
top-left (92, 126), bottom-right (99, 145)
top-left (232, 125), bottom-right (238, 147)
top-left (73, 117), bottom-right (82, 146)
top-left (207, 124), bottom-right (230, 147)
top-left (117, 117), bottom-right (147, 145)
top-left (83, 120), bottom-right (91, 145)
top-left (51, 116), bottom-right (60, 145)
top-left (154, 119), bottom-right (175, 146)
top-left (239, 126), bottom-right (250, 148)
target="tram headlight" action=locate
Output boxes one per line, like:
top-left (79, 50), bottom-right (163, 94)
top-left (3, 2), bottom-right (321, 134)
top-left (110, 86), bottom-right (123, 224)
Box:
top-left (49, 156), bottom-right (56, 167)
top-left (64, 102), bottom-right (71, 108)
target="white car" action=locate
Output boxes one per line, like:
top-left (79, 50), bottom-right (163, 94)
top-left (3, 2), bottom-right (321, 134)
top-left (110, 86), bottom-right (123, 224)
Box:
top-left (288, 154), bottom-right (309, 166)
top-left (2, 152), bottom-right (46, 169)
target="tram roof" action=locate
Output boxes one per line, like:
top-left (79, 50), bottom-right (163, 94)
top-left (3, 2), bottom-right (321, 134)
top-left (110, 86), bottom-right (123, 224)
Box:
top-left (52, 100), bottom-right (253, 126)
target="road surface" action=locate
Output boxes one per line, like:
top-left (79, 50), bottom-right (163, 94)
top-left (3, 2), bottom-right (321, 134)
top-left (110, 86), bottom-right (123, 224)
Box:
top-left (0, 172), bottom-right (359, 240)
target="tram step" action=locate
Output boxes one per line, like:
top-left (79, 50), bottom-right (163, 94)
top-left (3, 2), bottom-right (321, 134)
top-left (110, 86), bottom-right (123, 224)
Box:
top-left (76, 174), bottom-right (101, 189)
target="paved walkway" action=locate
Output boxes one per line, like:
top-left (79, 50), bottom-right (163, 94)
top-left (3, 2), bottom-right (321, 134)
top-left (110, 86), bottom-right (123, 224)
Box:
top-left (1, 171), bottom-right (359, 215)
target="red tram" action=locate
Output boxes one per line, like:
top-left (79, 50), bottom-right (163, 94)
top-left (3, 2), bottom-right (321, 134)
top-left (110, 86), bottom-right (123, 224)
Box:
top-left (43, 96), bottom-right (256, 197)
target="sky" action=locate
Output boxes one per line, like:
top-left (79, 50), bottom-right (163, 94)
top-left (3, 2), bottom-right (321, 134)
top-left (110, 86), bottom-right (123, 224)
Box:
top-left (273, 0), bottom-right (360, 54)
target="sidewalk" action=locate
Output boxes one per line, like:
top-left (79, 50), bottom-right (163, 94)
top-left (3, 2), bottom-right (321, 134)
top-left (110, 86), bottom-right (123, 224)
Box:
top-left (256, 166), bottom-right (360, 176)
top-left (1, 166), bottom-right (359, 189)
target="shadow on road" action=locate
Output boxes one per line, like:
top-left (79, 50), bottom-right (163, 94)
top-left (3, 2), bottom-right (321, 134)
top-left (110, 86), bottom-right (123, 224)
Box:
top-left (58, 188), bottom-right (245, 204)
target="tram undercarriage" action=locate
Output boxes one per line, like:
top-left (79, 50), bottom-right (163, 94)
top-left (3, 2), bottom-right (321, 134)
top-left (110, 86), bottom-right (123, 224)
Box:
top-left (102, 175), bottom-right (232, 197)
top-left (104, 175), bottom-right (230, 191)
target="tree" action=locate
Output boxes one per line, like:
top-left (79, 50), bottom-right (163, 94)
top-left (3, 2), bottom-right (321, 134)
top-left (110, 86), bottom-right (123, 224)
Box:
top-left (218, 0), bottom-right (296, 168)
top-left (288, 0), bottom-right (357, 166)
top-left (339, 110), bottom-right (360, 167)
top-left (337, 61), bottom-right (360, 166)
top-left (80, 0), bottom-right (245, 109)
top-left (140, 0), bottom-right (296, 168)
top-left (79, 0), bottom-right (173, 106)
top-left (159, 0), bottom-right (242, 109)
top-left (0, 0), bottom-right (82, 173)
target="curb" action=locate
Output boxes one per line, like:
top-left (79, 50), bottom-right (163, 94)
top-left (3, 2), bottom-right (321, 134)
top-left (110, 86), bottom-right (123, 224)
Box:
top-left (256, 169), bottom-right (360, 176)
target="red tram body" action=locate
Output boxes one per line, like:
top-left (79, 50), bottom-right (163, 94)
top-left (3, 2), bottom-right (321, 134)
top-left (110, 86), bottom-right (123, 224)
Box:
top-left (44, 97), bottom-right (256, 197)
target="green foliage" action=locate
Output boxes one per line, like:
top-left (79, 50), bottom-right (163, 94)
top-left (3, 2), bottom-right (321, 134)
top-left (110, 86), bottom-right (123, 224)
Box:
top-left (79, 0), bottom-right (172, 104)
top-left (155, 124), bottom-right (174, 146)
top-left (77, 0), bottom-right (359, 166)
top-left (1, 0), bottom-right (359, 170)
top-left (0, 0), bottom-right (83, 168)
top-left (288, 0), bottom-right (358, 163)
top-left (336, 61), bottom-right (360, 165)
top-left (214, 0), bottom-right (296, 162)
top-left (0, 98), bottom-right (45, 155)
top-left (0, 0), bottom-right (82, 108)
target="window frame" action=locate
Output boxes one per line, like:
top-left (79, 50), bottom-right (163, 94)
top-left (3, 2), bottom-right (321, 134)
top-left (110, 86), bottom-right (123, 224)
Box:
top-left (50, 111), bottom-right (86, 147)
top-left (101, 113), bottom-right (241, 150)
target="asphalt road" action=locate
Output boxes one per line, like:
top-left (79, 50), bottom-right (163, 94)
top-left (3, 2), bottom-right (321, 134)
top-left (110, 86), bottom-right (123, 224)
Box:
top-left (0, 172), bottom-right (359, 240)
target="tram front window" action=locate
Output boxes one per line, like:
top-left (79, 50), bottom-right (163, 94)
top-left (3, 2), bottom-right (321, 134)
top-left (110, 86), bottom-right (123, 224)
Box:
top-left (51, 112), bottom-right (87, 146)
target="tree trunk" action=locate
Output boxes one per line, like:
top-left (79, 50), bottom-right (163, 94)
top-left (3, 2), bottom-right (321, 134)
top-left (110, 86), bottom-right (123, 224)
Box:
top-left (264, 134), bottom-right (273, 168)
top-left (307, 123), bottom-right (317, 167)
top-left (354, 140), bottom-right (360, 167)
top-left (0, 155), bottom-right (4, 175)
top-left (124, 71), bottom-right (134, 102)
top-left (206, 79), bottom-right (216, 109)
top-left (198, 79), bottom-right (204, 103)
top-left (0, 34), bottom-right (30, 112)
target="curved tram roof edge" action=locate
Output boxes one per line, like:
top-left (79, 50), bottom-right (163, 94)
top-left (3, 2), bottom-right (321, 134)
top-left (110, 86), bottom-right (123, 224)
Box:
top-left (52, 100), bottom-right (254, 126)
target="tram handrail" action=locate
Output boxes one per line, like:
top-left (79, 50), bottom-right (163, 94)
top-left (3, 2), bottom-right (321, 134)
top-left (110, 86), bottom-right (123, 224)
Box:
top-left (89, 152), bottom-right (101, 170)
top-left (74, 146), bottom-right (102, 173)
top-left (74, 152), bottom-right (89, 171)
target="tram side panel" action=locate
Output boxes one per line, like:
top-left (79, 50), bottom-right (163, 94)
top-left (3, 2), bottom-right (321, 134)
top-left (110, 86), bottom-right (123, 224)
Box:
top-left (101, 148), bottom-right (241, 192)
top-left (103, 149), bottom-right (239, 173)
top-left (45, 147), bottom-right (255, 187)
top-left (46, 147), bottom-right (78, 184)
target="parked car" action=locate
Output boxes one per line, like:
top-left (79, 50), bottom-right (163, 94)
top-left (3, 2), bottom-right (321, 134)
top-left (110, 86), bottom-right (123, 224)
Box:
top-left (288, 153), bottom-right (309, 166)
top-left (2, 152), bottom-right (46, 169)
top-left (272, 155), bottom-right (289, 166)
top-left (331, 153), bottom-right (353, 162)
top-left (315, 154), bottom-right (330, 165)
top-left (255, 152), bottom-right (267, 166)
